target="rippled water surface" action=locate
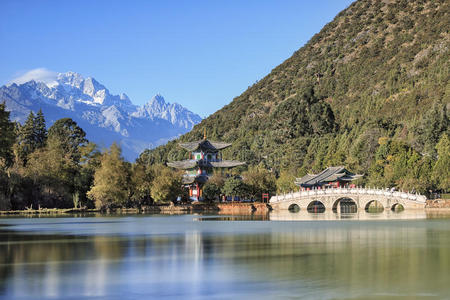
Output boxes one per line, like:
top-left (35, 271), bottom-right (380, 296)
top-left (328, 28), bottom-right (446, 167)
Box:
top-left (1, 212), bottom-right (450, 299)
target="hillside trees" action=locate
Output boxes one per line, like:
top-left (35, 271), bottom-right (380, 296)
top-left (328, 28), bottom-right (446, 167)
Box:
top-left (419, 101), bottom-right (449, 154)
top-left (432, 134), bottom-right (450, 191)
top-left (276, 171), bottom-right (297, 193)
top-left (139, 0), bottom-right (449, 195)
top-left (222, 177), bottom-right (249, 201)
top-left (242, 166), bottom-right (276, 200)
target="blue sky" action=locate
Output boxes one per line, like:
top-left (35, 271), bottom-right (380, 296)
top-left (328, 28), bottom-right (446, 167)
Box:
top-left (0, 0), bottom-right (354, 117)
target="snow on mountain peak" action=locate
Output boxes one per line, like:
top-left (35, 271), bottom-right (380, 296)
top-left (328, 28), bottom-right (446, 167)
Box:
top-left (132, 94), bottom-right (202, 129)
top-left (1, 70), bottom-right (202, 160)
top-left (9, 68), bottom-right (58, 88)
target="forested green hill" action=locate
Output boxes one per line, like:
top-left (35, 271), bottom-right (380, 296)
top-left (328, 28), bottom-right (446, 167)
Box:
top-left (140, 0), bottom-right (449, 193)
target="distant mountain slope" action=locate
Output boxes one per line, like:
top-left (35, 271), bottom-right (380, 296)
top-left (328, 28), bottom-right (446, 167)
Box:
top-left (0, 72), bottom-right (201, 160)
top-left (142, 0), bottom-right (449, 187)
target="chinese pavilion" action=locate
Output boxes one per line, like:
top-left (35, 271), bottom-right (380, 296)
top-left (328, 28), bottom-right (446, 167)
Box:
top-left (167, 137), bottom-right (245, 200)
top-left (295, 166), bottom-right (363, 189)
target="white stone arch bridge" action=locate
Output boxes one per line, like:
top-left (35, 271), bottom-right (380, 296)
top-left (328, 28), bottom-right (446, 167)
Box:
top-left (269, 187), bottom-right (426, 211)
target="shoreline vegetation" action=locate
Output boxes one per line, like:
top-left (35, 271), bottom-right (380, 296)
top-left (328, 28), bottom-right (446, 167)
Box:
top-left (1, 200), bottom-right (450, 217)
top-left (0, 202), bottom-right (272, 215)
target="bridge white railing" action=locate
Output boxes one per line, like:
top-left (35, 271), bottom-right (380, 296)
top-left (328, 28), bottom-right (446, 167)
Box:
top-left (270, 187), bottom-right (427, 204)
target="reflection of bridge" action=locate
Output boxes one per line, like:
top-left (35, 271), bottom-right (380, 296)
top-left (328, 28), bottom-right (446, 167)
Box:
top-left (269, 209), bottom-right (427, 221)
top-left (270, 187), bottom-right (427, 211)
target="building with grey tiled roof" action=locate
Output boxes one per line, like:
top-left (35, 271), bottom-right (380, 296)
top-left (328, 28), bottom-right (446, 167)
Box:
top-left (167, 138), bottom-right (245, 200)
top-left (295, 166), bottom-right (363, 189)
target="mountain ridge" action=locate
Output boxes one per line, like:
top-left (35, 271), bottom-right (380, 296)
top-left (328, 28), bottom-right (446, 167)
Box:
top-left (1, 71), bottom-right (202, 160)
top-left (140, 0), bottom-right (449, 192)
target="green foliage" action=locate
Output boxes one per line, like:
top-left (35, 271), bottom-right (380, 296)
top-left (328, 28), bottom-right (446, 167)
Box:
top-left (129, 163), bottom-right (154, 206)
top-left (276, 171), bottom-right (297, 193)
top-left (222, 177), bottom-right (248, 200)
top-left (25, 139), bottom-right (79, 208)
top-left (0, 102), bottom-right (16, 167)
top-left (34, 109), bottom-right (47, 149)
top-left (87, 143), bottom-right (130, 209)
top-left (48, 118), bottom-right (87, 162)
top-left (77, 142), bottom-right (101, 208)
top-left (208, 173), bottom-right (226, 189)
top-left (242, 166), bottom-right (276, 200)
top-left (150, 166), bottom-right (183, 203)
top-left (15, 111), bottom-right (36, 165)
top-left (367, 138), bottom-right (434, 193)
top-left (432, 134), bottom-right (450, 191)
top-left (202, 182), bottom-right (221, 201)
top-left (419, 101), bottom-right (449, 154)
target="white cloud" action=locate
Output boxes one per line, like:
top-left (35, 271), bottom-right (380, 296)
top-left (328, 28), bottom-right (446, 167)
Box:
top-left (9, 68), bottom-right (58, 87)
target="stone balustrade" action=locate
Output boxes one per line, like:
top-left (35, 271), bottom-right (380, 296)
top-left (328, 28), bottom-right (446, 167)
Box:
top-left (270, 187), bottom-right (427, 204)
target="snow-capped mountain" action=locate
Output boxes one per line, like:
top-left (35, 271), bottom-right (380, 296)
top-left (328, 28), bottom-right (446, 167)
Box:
top-left (0, 71), bottom-right (202, 160)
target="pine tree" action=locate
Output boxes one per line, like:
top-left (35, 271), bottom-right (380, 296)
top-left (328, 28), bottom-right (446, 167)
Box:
top-left (16, 111), bottom-right (36, 165)
top-left (0, 102), bottom-right (16, 167)
top-left (34, 109), bottom-right (47, 149)
top-left (48, 118), bottom-right (87, 162)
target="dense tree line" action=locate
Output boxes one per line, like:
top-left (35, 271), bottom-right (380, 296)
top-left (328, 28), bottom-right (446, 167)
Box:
top-left (0, 106), bottom-right (188, 210)
top-left (0, 106), bottom-right (278, 210)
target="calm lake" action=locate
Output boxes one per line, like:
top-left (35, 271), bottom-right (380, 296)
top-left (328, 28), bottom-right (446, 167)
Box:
top-left (1, 211), bottom-right (450, 299)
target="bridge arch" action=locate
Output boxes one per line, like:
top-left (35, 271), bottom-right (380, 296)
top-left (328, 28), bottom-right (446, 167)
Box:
top-left (307, 201), bottom-right (325, 213)
top-left (391, 203), bottom-right (405, 212)
top-left (288, 203), bottom-right (300, 213)
top-left (365, 200), bottom-right (384, 213)
top-left (332, 197), bottom-right (357, 213)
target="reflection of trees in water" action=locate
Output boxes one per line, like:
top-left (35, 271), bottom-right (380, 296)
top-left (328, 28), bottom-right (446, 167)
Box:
top-left (0, 231), bottom-right (127, 296)
top-left (1, 219), bottom-right (450, 298)
top-left (226, 224), bottom-right (449, 295)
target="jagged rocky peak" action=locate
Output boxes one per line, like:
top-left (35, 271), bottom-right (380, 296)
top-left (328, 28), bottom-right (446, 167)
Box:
top-left (57, 71), bottom-right (84, 88)
top-left (82, 77), bottom-right (108, 98)
top-left (146, 93), bottom-right (168, 111)
top-left (1, 69), bottom-right (202, 160)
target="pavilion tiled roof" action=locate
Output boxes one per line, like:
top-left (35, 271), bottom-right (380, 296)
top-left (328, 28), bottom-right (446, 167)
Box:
top-left (295, 166), bottom-right (363, 187)
top-left (210, 160), bottom-right (246, 168)
top-left (167, 159), bottom-right (245, 170)
top-left (179, 139), bottom-right (232, 152)
top-left (167, 160), bottom-right (197, 169)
